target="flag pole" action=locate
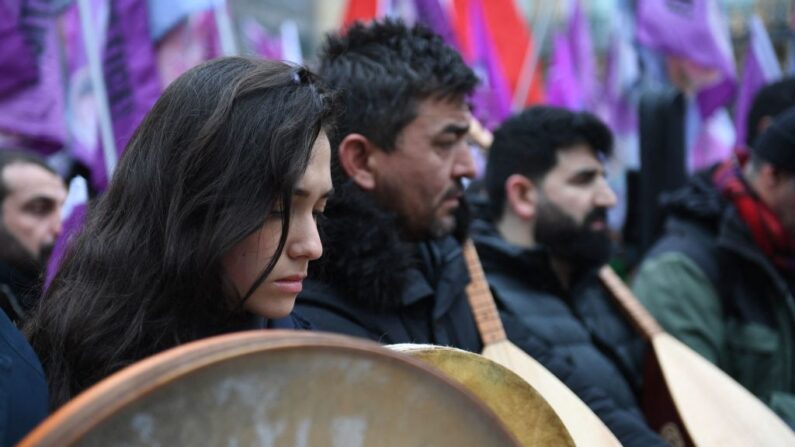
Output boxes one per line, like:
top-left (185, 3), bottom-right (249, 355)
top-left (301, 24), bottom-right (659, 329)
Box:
top-left (512, 0), bottom-right (553, 111)
top-left (76, 0), bottom-right (117, 181)
top-left (214, 1), bottom-right (239, 56)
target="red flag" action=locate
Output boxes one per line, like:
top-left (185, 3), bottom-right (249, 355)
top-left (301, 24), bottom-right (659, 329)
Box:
top-left (342, 0), bottom-right (378, 28)
top-left (451, 0), bottom-right (544, 108)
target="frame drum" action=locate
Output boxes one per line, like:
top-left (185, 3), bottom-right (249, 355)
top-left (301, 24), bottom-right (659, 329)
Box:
top-left (390, 344), bottom-right (575, 446)
top-left (21, 331), bottom-right (519, 447)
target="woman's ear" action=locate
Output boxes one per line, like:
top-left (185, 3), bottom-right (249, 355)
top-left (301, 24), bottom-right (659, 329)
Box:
top-left (338, 134), bottom-right (378, 191)
top-left (505, 174), bottom-right (537, 221)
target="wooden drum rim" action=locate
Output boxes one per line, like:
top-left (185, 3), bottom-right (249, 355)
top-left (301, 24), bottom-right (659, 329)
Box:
top-left (22, 330), bottom-right (519, 447)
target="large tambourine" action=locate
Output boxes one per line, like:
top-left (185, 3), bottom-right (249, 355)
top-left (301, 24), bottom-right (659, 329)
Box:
top-left (20, 331), bottom-right (520, 447)
top-left (389, 344), bottom-right (576, 446)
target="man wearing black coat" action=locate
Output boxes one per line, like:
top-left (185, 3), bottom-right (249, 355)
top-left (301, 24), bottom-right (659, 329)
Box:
top-left (295, 19), bottom-right (482, 351)
top-left (472, 106), bottom-right (664, 446)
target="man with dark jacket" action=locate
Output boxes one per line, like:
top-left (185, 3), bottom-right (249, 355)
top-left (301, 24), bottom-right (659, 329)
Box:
top-left (295, 20), bottom-right (481, 350)
top-left (473, 106), bottom-right (664, 446)
top-left (633, 108), bottom-right (795, 426)
top-left (0, 150), bottom-right (66, 325)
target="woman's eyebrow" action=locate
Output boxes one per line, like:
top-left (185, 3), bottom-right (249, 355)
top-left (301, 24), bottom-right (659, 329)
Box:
top-left (293, 187), bottom-right (334, 198)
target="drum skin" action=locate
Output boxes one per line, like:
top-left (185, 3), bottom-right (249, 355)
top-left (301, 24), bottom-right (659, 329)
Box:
top-left (21, 331), bottom-right (519, 447)
top-left (390, 344), bottom-right (576, 447)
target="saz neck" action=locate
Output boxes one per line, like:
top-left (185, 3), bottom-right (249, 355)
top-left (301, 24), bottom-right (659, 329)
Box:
top-left (463, 240), bottom-right (508, 345)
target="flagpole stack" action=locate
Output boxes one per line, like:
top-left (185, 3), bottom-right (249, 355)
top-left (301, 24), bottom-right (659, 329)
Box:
top-left (76, 0), bottom-right (117, 182)
top-left (512, 0), bottom-right (552, 111)
top-left (213, 2), bottom-right (239, 56)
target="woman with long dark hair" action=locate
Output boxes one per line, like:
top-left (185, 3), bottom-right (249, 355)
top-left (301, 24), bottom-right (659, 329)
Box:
top-left (24, 57), bottom-right (336, 408)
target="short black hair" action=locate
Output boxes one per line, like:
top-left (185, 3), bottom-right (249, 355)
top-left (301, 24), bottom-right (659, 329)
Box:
top-left (318, 19), bottom-right (477, 178)
top-left (0, 150), bottom-right (58, 204)
top-left (485, 106), bottom-right (613, 219)
top-left (747, 77), bottom-right (795, 146)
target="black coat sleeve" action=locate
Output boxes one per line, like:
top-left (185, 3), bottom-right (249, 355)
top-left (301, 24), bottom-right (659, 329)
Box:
top-left (501, 313), bottom-right (667, 447)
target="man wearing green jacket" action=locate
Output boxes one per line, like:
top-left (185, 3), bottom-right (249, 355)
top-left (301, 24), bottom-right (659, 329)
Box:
top-left (633, 107), bottom-right (795, 426)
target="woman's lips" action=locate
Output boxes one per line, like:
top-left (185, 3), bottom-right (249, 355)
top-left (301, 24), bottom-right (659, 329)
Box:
top-left (273, 276), bottom-right (304, 294)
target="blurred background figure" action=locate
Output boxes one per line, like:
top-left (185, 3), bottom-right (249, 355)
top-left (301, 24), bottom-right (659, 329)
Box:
top-left (633, 107), bottom-right (795, 427)
top-left (0, 150), bottom-right (66, 325)
top-left (472, 106), bottom-right (664, 446)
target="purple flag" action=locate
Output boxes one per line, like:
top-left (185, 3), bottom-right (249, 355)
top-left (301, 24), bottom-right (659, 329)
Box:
top-left (465, 0), bottom-right (511, 129)
top-left (62, 3), bottom-right (101, 186)
top-left (45, 176), bottom-right (88, 288)
top-left (0, 1), bottom-right (39, 98)
top-left (156, 10), bottom-right (221, 88)
top-left (636, 0), bottom-right (736, 118)
top-left (567, 0), bottom-right (596, 110)
top-left (62, 0), bottom-right (161, 191)
top-left (413, 0), bottom-right (458, 49)
top-left (146, 0), bottom-right (224, 41)
top-left (242, 19), bottom-right (282, 60)
top-left (734, 16), bottom-right (781, 147)
top-left (99, 0), bottom-right (161, 187)
top-left (691, 107), bottom-right (734, 171)
top-left (602, 11), bottom-right (639, 135)
top-left (546, 32), bottom-right (583, 110)
top-left (0, 0), bottom-right (66, 152)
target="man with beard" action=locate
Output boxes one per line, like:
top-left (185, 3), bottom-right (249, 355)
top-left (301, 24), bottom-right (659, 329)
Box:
top-left (0, 150), bottom-right (62, 443)
top-left (471, 106), bottom-right (664, 445)
top-left (294, 20), bottom-right (482, 351)
top-left (0, 150), bottom-right (66, 324)
top-left (632, 107), bottom-right (795, 426)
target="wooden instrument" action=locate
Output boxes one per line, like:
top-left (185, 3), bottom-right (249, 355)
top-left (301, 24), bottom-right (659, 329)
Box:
top-left (599, 265), bottom-right (795, 446)
top-left (463, 241), bottom-right (621, 446)
top-left (389, 343), bottom-right (575, 446)
top-left (20, 331), bottom-right (520, 447)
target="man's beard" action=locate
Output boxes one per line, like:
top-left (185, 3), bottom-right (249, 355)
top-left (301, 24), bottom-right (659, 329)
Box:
top-left (0, 223), bottom-right (51, 275)
top-left (534, 199), bottom-right (613, 272)
top-left (377, 180), bottom-right (466, 242)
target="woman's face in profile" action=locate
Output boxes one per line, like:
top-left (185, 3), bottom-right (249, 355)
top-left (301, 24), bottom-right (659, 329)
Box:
top-left (222, 131), bottom-right (333, 318)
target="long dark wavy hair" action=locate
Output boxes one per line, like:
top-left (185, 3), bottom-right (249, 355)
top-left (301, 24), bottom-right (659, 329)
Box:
top-left (24, 57), bottom-right (336, 408)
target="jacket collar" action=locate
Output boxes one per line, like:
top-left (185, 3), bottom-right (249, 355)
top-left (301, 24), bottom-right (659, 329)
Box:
top-left (309, 181), bottom-right (468, 312)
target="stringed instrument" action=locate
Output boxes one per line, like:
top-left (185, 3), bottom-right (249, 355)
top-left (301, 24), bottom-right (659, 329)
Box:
top-left (389, 343), bottom-right (575, 446)
top-left (599, 266), bottom-right (795, 446)
top-left (21, 331), bottom-right (520, 447)
top-left (462, 240), bottom-right (621, 446)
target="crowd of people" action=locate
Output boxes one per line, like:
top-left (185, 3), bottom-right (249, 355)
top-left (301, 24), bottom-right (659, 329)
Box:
top-left (1, 18), bottom-right (794, 445)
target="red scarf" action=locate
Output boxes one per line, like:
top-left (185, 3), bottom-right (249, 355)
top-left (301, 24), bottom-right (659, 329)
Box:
top-left (713, 157), bottom-right (795, 274)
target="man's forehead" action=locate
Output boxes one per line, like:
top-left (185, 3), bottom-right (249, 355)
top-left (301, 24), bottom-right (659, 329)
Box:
top-left (414, 97), bottom-right (471, 123)
top-left (553, 145), bottom-right (605, 173)
top-left (3, 162), bottom-right (66, 199)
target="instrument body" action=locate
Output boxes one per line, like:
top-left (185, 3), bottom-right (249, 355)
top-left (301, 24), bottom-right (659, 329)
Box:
top-left (600, 266), bottom-right (795, 446)
top-left (390, 343), bottom-right (575, 446)
top-left (21, 331), bottom-right (520, 447)
top-left (462, 241), bottom-right (621, 446)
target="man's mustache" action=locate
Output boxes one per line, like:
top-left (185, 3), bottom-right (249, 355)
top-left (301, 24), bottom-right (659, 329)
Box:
top-left (584, 208), bottom-right (608, 226)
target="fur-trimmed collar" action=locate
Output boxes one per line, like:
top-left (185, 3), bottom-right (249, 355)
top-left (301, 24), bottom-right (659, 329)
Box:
top-left (309, 181), bottom-right (420, 311)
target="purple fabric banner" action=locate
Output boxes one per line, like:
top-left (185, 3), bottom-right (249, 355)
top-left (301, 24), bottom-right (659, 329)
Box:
top-left (61, 0), bottom-right (161, 191)
top-left (636, 0), bottom-right (736, 118)
top-left (0, 0), bottom-right (66, 152)
top-left (602, 7), bottom-right (639, 136)
top-left (568, 0), bottom-right (596, 110)
top-left (465, 0), bottom-right (511, 129)
top-left (0, 1), bottom-right (39, 99)
top-left (45, 202), bottom-right (86, 288)
top-left (242, 19), bottom-right (282, 60)
top-left (62, 3), bottom-right (101, 186)
top-left (546, 32), bottom-right (582, 110)
top-left (413, 0), bottom-right (458, 49)
top-left (734, 15), bottom-right (781, 147)
top-left (146, 0), bottom-right (224, 41)
top-left (99, 0), bottom-right (161, 189)
top-left (156, 10), bottom-right (220, 88)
